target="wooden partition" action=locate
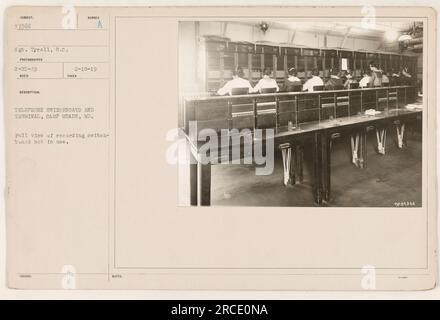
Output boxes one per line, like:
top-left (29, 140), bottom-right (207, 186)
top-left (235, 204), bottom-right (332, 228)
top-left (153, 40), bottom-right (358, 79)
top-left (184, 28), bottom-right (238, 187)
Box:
top-left (183, 86), bottom-right (417, 139)
top-left (198, 37), bottom-right (418, 93)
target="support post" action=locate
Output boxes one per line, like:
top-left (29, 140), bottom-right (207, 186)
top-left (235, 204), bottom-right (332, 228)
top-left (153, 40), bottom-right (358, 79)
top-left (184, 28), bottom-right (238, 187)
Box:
top-left (359, 130), bottom-right (367, 169)
top-left (322, 131), bottom-right (331, 202)
top-left (395, 121), bottom-right (406, 148)
top-left (279, 143), bottom-right (295, 186)
top-left (351, 130), bottom-right (367, 168)
top-left (197, 162), bottom-right (211, 206)
top-left (190, 152), bottom-right (198, 206)
top-left (313, 132), bottom-right (323, 205)
top-left (350, 133), bottom-right (360, 166)
top-left (295, 145), bottom-right (304, 184)
top-left (375, 127), bottom-right (387, 155)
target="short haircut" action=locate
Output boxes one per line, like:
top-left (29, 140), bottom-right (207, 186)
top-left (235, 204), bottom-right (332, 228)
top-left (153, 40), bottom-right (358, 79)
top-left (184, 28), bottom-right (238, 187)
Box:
top-left (288, 67), bottom-right (297, 76)
top-left (312, 68), bottom-right (320, 76)
top-left (263, 68), bottom-right (272, 76)
top-left (233, 67), bottom-right (244, 78)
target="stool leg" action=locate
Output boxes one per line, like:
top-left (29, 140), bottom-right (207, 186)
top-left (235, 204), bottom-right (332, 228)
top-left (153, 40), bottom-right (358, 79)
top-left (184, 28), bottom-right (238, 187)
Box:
top-left (376, 128), bottom-right (387, 155)
top-left (396, 123), bottom-right (406, 148)
top-left (351, 133), bottom-right (359, 166)
top-left (279, 143), bottom-right (294, 186)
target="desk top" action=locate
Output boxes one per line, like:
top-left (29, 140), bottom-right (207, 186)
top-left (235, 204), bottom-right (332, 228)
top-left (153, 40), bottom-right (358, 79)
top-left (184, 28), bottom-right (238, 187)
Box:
top-left (183, 85), bottom-right (416, 102)
top-left (275, 107), bottom-right (422, 138)
top-left (184, 106), bottom-right (422, 157)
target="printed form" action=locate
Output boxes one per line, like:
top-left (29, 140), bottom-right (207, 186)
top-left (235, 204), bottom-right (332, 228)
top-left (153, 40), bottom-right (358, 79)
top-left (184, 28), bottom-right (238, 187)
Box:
top-left (4, 6), bottom-right (437, 290)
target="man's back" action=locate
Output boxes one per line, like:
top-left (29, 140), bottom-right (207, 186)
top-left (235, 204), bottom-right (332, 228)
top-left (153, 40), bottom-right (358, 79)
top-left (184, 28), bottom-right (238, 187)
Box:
top-left (325, 77), bottom-right (343, 90)
top-left (359, 76), bottom-right (372, 88)
top-left (217, 77), bottom-right (253, 95)
top-left (303, 76), bottom-right (323, 92)
top-left (283, 76), bottom-right (302, 92)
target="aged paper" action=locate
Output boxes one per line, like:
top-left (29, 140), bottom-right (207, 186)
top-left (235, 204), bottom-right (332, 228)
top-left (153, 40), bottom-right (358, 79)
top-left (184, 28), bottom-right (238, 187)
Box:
top-left (4, 6), bottom-right (437, 290)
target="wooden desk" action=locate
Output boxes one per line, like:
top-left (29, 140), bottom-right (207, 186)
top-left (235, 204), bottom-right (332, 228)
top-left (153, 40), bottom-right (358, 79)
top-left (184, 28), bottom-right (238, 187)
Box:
top-left (182, 86), bottom-right (421, 206)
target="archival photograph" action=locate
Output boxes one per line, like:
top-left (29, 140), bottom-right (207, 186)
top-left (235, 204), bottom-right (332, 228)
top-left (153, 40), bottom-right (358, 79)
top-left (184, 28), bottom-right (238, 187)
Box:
top-left (178, 19), bottom-right (423, 207)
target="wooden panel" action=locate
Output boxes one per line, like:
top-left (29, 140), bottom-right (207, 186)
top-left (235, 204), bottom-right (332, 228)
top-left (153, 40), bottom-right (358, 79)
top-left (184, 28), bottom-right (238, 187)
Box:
top-left (349, 92), bottom-right (362, 115)
top-left (255, 45), bottom-right (264, 54)
top-left (297, 94), bottom-right (318, 111)
top-left (235, 42), bottom-right (254, 53)
top-left (320, 106), bottom-right (335, 120)
top-left (230, 101), bottom-right (253, 114)
top-left (195, 101), bottom-right (228, 121)
top-left (323, 49), bottom-right (338, 57)
top-left (264, 54), bottom-right (274, 69)
top-left (298, 109), bottom-right (319, 123)
top-left (278, 99), bottom-right (296, 113)
top-left (205, 41), bottom-right (227, 51)
top-left (302, 48), bottom-right (320, 56)
top-left (261, 45), bottom-right (280, 55)
top-left (336, 105), bottom-right (349, 118)
top-left (252, 54), bottom-right (262, 72)
top-left (196, 119), bottom-right (229, 133)
top-left (397, 88), bottom-right (407, 108)
top-left (256, 96), bottom-right (277, 112)
top-left (279, 112), bottom-right (297, 126)
top-left (232, 116), bottom-right (254, 130)
top-left (283, 47), bottom-right (301, 56)
top-left (257, 114), bottom-right (276, 129)
top-left (376, 90), bottom-right (388, 111)
top-left (361, 91), bottom-right (376, 110)
top-left (339, 50), bottom-right (353, 58)
top-left (185, 86), bottom-right (417, 136)
top-left (207, 51), bottom-right (221, 69)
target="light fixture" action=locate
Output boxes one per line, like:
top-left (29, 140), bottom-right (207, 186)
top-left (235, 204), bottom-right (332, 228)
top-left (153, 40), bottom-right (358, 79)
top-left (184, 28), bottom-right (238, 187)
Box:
top-left (398, 34), bottom-right (412, 42)
top-left (384, 29), bottom-right (399, 42)
top-left (259, 21), bottom-right (269, 34)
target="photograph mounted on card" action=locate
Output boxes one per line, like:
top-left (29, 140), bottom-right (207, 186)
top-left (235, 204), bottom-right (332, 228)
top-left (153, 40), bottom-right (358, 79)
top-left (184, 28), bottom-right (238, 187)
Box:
top-left (4, 5), bottom-right (437, 290)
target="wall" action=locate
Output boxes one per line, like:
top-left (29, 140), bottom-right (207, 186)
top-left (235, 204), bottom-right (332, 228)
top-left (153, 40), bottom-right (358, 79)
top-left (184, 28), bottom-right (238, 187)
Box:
top-left (199, 21), bottom-right (384, 50)
top-left (178, 21), bottom-right (403, 94)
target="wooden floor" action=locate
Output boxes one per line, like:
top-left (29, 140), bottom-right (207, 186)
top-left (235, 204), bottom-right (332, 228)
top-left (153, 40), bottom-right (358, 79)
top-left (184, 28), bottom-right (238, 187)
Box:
top-left (203, 130), bottom-right (423, 207)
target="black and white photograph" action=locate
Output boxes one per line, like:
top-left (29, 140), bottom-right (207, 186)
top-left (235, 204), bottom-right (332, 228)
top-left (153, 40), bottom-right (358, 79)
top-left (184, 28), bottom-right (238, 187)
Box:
top-left (2, 3), bottom-right (438, 295)
top-left (179, 20), bottom-right (423, 207)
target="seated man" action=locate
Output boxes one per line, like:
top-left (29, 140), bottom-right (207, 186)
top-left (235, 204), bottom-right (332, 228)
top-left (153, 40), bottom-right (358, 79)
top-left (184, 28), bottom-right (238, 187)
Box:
top-left (343, 70), bottom-right (357, 89)
top-left (369, 61), bottom-right (383, 87)
top-left (253, 68), bottom-right (279, 93)
top-left (324, 68), bottom-right (343, 90)
top-left (381, 72), bottom-right (390, 86)
top-left (283, 67), bottom-right (302, 92)
top-left (339, 70), bottom-right (348, 83)
top-left (359, 70), bottom-right (372, 88)
top-left (217, 67), bottom-right (253, 96)
top-left (302, 68), bottom-right (324, 92)
top-left (391, 69), bottom-right (401, 86)
top-left (401, 66), bottom-right (413, 85)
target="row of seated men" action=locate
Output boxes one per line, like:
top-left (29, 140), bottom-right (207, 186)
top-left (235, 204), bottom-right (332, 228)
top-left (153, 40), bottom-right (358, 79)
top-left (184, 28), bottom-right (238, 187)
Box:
top-left (217, 63), bottom-right (414, 96)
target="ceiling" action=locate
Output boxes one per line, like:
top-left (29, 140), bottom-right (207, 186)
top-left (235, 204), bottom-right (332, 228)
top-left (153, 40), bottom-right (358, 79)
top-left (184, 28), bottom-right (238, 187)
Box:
top-left (243, 20), bottom-right (418, 41)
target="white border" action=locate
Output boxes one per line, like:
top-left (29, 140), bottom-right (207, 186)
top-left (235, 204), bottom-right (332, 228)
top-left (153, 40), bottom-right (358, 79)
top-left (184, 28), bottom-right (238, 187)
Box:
top-left (0, 0), bottom-right (438, 299)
